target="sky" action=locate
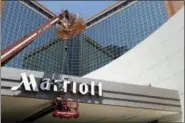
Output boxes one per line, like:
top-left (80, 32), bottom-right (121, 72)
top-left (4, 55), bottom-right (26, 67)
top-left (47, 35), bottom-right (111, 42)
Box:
top-left (38, 1), bottom-right (117, 19)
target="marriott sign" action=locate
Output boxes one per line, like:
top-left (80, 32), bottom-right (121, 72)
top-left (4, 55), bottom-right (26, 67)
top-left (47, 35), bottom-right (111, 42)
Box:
top-left (11, 73), bottom-right (103, 96)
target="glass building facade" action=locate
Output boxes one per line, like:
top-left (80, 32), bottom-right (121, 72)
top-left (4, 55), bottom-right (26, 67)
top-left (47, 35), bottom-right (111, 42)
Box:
top-left (22, 38), bottom-right (66, 74)
top-left (1, 1), bottom-right (64, 73)
top-left (77, 1), bottom-right (168, 75)
top-left (1, 1), bottom-right (168, 76)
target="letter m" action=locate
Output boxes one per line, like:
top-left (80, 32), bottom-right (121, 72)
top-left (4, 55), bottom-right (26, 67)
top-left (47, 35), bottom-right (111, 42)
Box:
top-left (11, 73), bottom-right (39, 91)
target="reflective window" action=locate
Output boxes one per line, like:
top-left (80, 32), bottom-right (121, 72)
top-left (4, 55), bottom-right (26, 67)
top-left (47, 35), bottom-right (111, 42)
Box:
top-left (1, 1), bottom-right (168, 76)
top-left (76, 1), bottom-right (168, 75)
top-left (1, 1), bottom-right (63, 73)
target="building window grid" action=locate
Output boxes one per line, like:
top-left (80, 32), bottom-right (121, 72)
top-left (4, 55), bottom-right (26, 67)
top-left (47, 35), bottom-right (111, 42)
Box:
top-left (1, 1), bottom-right (64, 73)
top-left (80, 1), bottom-right (168, 76)
top-left (2, 1), bottom-right (168, 76)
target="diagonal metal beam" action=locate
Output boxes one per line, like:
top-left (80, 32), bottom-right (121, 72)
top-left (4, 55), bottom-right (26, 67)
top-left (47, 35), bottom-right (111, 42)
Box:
top-left (18, 105), bottom-right (54, 122)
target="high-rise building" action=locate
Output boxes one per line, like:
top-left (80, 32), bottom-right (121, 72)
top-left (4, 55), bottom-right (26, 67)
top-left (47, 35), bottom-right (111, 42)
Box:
top-left (1, 1), bottom-right (183, 76)
top-left (78, 1), bottom-right (168, 75)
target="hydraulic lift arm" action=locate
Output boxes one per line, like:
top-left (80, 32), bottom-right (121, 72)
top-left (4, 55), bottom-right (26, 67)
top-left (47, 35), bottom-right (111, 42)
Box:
top-left (1, 10), bottom-right (77, 66)
top-left (1, 10), bottom-right (83, 121)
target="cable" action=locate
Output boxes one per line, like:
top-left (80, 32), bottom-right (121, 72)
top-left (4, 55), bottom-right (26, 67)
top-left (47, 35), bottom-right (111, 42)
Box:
top-left (65, 45), bottom-right (73, 82)
top-left (61, 40), bottom-right (67, 75)
top-left (64, 41), bottom-right (79, 102)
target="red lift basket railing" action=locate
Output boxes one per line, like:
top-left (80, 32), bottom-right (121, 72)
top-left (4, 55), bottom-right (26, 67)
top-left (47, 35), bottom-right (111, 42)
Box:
top-left (52, 95), bottom-right (79, 119)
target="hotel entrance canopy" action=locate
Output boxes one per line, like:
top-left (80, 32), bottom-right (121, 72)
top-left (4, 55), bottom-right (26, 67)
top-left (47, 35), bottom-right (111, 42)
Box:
top-left (1, 67), bottom-right (181, 122)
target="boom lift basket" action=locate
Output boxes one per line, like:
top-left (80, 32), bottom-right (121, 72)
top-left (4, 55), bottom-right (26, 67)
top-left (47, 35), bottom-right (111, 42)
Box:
top-left (56, 12), bottom-right (86, 39)
top-left (52, 95), bottom-right (79, 119)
